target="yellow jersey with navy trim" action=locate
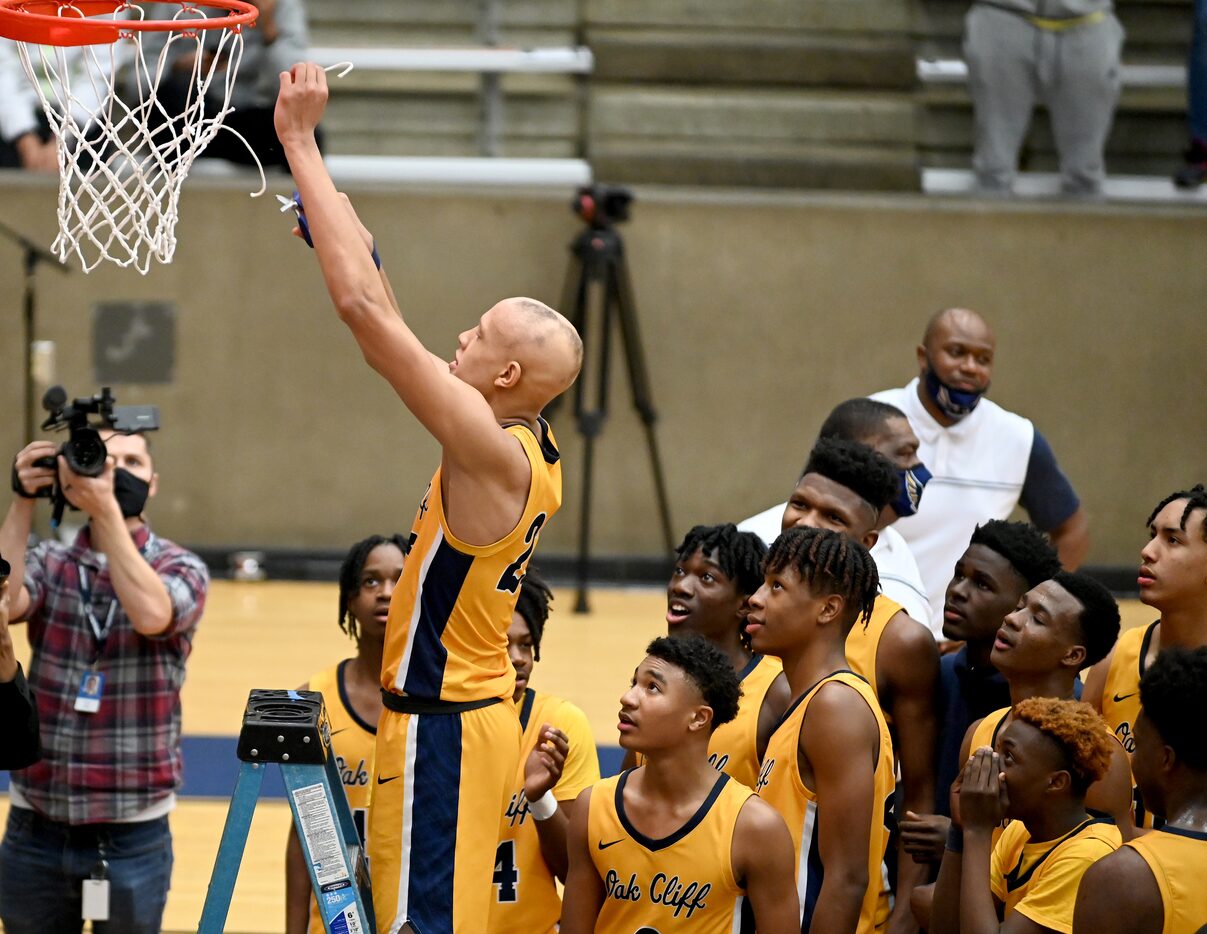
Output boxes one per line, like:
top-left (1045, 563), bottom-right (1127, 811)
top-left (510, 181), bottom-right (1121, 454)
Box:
top-left (636, 654), bottom-right (783, 790)
top-left (709, 654), bottom-right (783, 789)
top-left (306, 660), bottom-right (376, 934)
top-left (489, 689), bottom-right (600, 934)
top-left (1124, 825), bottom-right (1207, 934)
top-left (587, 768), bottom-right (754, 933)
top-left (381, 418), bottom-right (562, 703)
top-left (756, 670), bottom-right (895, 934)
top-left (845, 594), bottom-right (902, 721)
top-left (989, 817), bottom-right (1121, 933)
top-left (1101, 620), bottom-right (1160, 828)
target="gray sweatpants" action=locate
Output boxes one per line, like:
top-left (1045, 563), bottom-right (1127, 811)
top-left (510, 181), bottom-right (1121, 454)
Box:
top-left (963, 3), bottom-right (1124, 194)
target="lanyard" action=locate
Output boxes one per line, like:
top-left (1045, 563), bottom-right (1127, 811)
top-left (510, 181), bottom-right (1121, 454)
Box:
top-left (77, 566), bottom-right (119, 652)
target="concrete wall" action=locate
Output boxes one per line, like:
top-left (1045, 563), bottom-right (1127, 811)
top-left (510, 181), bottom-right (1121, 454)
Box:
top-left (1, 173), bottom-right (1205, 567)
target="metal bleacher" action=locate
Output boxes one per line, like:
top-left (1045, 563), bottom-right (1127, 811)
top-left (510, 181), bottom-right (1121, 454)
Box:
top-left (296, 0), bottom-right (1198, 196)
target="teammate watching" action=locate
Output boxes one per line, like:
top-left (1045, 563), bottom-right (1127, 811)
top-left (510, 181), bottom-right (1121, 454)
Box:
top-left (740, 397), bottom-right (933, 629)
top-left (1085, 485), bottom-right (1207, 829)
top-left (1074, 647), bottom-right (1207, 934)
top-left (276, 64), bottom-right (582, 934)
top-left (959, 571), bottom-right (1131, 828)
top-left (561, 635), bottom-right (799, 933)
top-left (490, 570), bottom-right (600, 934)
top-left (746, 526), bottom-right (896, 934)
top-left (779, 437), bottom-right (939, 931)
top-left (900, 520), bottom-right (1061, 867)
top-left (285, 534), bottom-right (406, 934)
top-left (932, 698), bottom-right (1121, 934)
top-left (628, 522), bottom-right (788, 788)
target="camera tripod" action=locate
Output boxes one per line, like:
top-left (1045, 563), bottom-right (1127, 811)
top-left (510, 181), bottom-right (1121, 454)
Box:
top-left (556, 189), bottom-right (674, 613)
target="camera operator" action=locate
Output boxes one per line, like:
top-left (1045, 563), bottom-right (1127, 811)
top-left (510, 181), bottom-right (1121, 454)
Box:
top-left (0, 429), bottom-right (208, 933)
top-left (0, 552), bottom-right (39, 770)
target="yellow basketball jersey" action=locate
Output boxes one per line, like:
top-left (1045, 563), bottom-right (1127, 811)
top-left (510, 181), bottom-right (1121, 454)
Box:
top-left (970, 706), bottom-right (1012, 755)
top-left (756, 670), bottom-right (895, 934)
top-left (989, 817), bottom-right (1121, 932)
top-left (587, 769), bottom-right (754, 933)
top-left (381, 419), bottom-right (562, 703)
top-left (489, 689), bottom-right (601, 934)
top-left (307, 660), bottom-right (377, 934)
top-left (1124, 826), bottom-right (1207, 934)
top-left (845, 594), bottom-right (902, 718)
top-left (1101, 621), bottom-right (1156, 756)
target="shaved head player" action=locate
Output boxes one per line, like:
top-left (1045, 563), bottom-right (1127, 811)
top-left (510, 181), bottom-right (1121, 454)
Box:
top-left (276, 63), bottom-right (582, 934)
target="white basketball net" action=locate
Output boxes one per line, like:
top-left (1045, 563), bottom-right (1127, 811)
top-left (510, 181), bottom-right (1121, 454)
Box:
top-left (15, 2), bottom-right (252, 273)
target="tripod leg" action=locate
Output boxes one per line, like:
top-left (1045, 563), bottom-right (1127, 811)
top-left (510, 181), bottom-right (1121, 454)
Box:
top-left (609, 248), bottom-right (675, 552)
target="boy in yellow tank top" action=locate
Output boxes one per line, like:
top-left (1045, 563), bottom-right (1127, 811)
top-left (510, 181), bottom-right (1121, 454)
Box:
top-left (561, 635), bottom-right (800, 933)
top-left (746, 526), bottom-right (896, 934)
top-left (626, 523), bottom-right (789, 788)
top-left (285, 535), bottom-right (406, 934)
top-left (1076, 646), bottom-right (1207, 933)
top-left (933, 698), bottom-right (1121, 934)
top-left (489, 571), bottom-right (600, 934)
top-left (779, 438), bottom-right (940, 925)
top-left (276, 65), bottom-right (583, 934)
top-left (1085, 486), bottom-right (1207, 831)
top-left (956, 572), bottom-right (1132, 833)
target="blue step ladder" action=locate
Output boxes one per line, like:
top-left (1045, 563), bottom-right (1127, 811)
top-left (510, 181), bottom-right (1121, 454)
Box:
top-left (198, 689), bottom-right (376, 934)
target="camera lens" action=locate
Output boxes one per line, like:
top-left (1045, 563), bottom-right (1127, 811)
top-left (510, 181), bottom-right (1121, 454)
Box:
top-left (64, 429), bottom-right (107, 477)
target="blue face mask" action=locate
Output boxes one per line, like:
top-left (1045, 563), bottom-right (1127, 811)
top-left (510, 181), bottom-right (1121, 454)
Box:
top-left (893, 464), bottom-right (932, 518)
top-left (923, 363), bottom-right (987, 420)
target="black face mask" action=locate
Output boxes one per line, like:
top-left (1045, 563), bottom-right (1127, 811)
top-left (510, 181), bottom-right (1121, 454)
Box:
top-left (113, 468), bottom-right (150, 519)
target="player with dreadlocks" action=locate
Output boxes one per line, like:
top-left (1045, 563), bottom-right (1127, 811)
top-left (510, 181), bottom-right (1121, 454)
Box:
top-left (489, 569), bottom-right (600, 933)
top-left (627, 523), bottom-right (788, 788)
top-left (745, 526), bottom-right (896, 933)
top-left (285, 534), bottom-right (407, 934)
top-left (1086, 483), bottom-right (1207, 829)
top-left (778, 436), bottom-right (941, 931)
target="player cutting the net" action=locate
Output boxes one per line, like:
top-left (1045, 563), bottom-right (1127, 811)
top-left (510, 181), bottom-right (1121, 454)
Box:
top-left (274, 62), bottom-right (583, 934)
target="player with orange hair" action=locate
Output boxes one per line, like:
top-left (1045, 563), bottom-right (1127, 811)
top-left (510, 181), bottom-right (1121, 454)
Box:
top-left (933, 698), bottom-right (1121, 934)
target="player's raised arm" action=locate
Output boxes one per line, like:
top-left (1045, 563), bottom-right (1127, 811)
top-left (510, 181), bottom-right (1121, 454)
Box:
top-left (274, 64), bottom-right (575, 481)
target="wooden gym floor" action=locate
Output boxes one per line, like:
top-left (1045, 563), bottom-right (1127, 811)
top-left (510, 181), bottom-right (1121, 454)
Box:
top-left (0, 580), bottom-right (1152, 933)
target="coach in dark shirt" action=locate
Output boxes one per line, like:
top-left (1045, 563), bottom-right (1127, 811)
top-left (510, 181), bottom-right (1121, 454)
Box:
top-left (0, 555), bottom-right (39, 770)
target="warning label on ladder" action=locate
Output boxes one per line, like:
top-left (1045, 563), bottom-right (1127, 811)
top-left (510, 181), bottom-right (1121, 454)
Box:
top-left (292, 782), bottom-right (351, 888)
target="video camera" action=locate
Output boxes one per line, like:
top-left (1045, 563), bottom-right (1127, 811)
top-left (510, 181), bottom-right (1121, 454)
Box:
top-left (19, 386), bottom-right (159, 526)
top-left (571, 184), bottom-right (633, 229)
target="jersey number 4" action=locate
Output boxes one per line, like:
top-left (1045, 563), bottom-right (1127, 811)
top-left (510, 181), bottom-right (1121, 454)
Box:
top-left (493, 840), bottom-right (520, 903)
top-left (496, 513), bottom-right (547, 594)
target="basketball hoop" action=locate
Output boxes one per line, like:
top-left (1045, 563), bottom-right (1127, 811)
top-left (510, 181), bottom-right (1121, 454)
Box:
top-left (0, 0), bottom-right (259, 273)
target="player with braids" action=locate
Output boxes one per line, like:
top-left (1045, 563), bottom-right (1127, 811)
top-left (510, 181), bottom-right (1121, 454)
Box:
top-left (286, 534), bottom-right (406, 934)
top-left (490, 569), bottom-right (599, 933)
top-left (1075, 647), bottom-right (1207, 933)
top-left (933, 698), bottom-right (1121, 934)
top-left (633, 523), bottom-right (788, 788)
top-left (746, 526), bottom-right (897, 933)
top-left (1086, 483), bottom-right (1207, 829)
top-left (776, 437), bottom-right (941, 931)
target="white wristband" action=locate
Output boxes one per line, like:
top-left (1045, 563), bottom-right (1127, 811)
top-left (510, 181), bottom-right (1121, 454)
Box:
top-left (527, 789), bottom-right (557, 821)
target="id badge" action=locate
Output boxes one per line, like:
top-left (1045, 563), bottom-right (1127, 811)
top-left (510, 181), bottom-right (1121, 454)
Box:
top-left (74, 671), bottom-right (105, 714)
top-left (82, 860), bottom-right (110, 921)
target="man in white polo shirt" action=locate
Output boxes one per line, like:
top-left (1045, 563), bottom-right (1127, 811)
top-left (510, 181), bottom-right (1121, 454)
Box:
top-left (739, 396), bottom-right (934, 633)
top-left (871, 307), bottom-right (1089, 634)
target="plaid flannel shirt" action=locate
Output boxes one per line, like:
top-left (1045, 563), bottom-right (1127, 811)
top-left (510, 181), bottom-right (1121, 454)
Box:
top-left (11, 524), bottom-right (209, 824)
